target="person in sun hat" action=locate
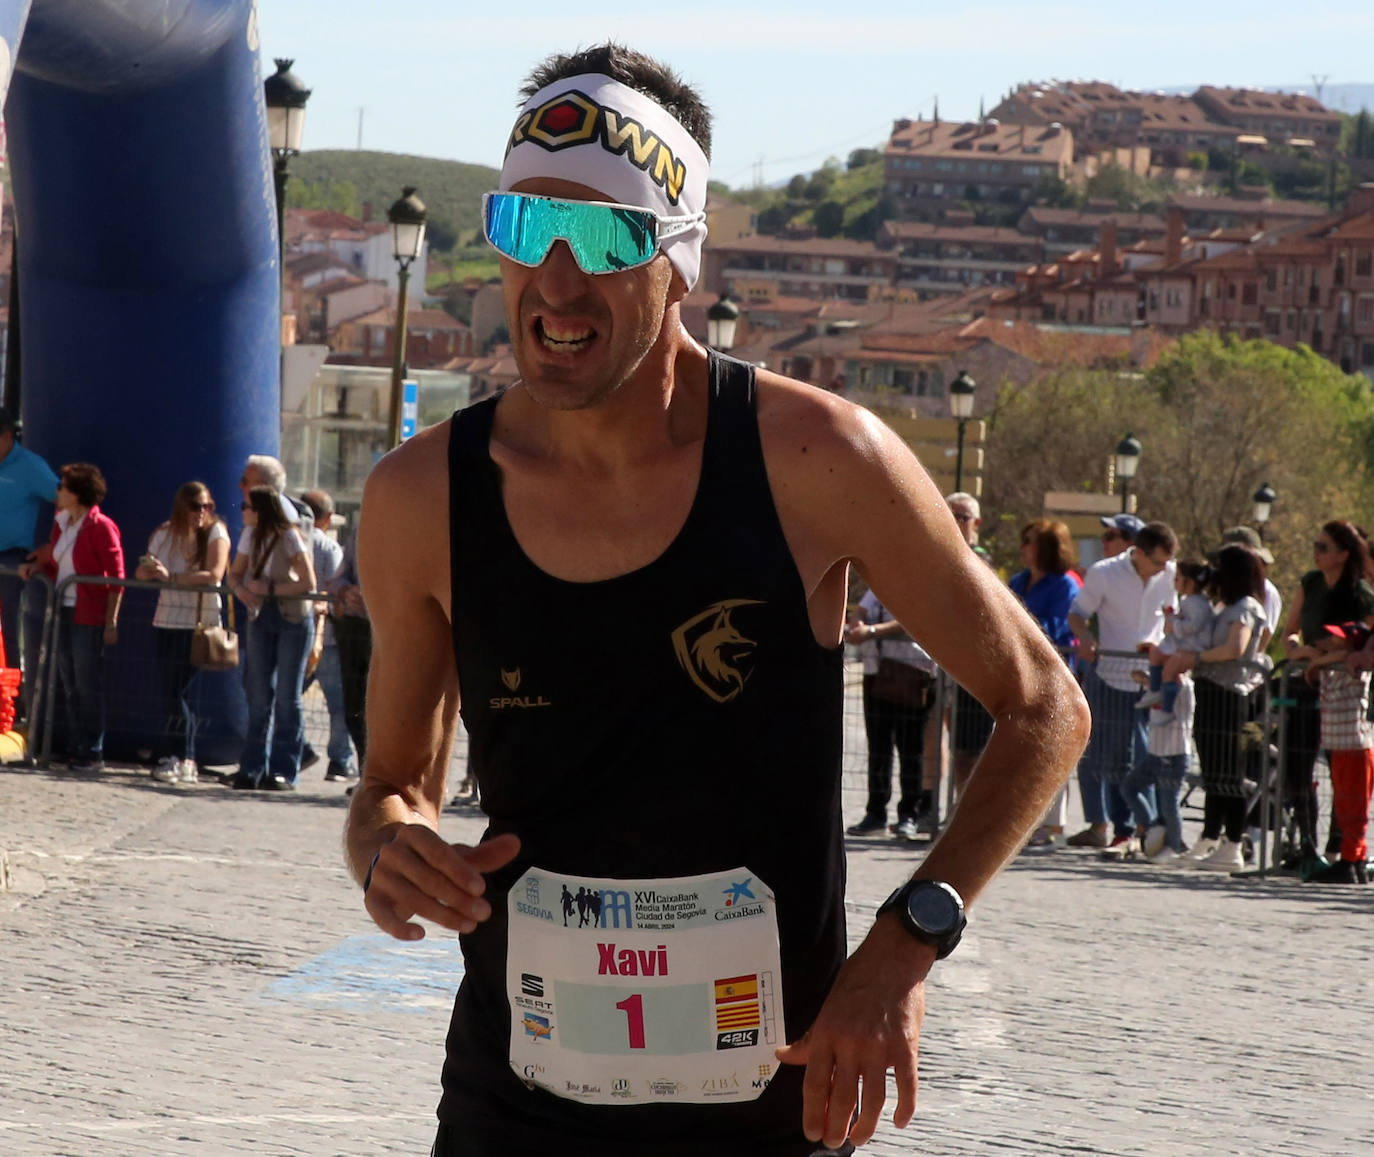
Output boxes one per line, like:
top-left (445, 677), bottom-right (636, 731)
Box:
top-left (344, 42), bottom-right (1089, 1156)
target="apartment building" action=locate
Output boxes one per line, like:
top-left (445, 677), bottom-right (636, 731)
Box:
top-left (1018, 203), bottom-right (1167, 257)
top-left (879, 219), bottom-right (1044, 296)
top-left (1164, 191), bottom-right (1329, 234)
top-left (1192, 87), bottom-right (1342, 153)
top-left (332, 305), bottom-right (474, 368)
top-left (884, 118), bottom-right (1073, 217)
top-left (991, 81), bottom-right (1340, 163)
top-left (701, 235), bottom-right (897, 302)
top-left (284, 206), bottom-right (429, 295)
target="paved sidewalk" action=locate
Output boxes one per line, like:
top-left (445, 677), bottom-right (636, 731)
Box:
top-left (1, 758), bottom-right (1370, 1156)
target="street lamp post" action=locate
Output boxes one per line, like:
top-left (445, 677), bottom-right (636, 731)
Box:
top-left (706, 293), bottom-right (740, 353)
top-left (263, 58), bottom-right (312, 267)
top-left (1252, 482), bottom-right (1277, 540)
top-left (385, 186), bottom-right (428, 449)
top-left (1114, 432), bottom-right (1142, 514)
top-left (948, 370), bottom-right (976, 493)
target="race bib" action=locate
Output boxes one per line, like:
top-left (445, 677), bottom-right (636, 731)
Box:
top-left (507, 866), bottom-right (785, 1105)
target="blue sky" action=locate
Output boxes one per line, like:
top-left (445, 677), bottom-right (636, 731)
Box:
top-left (259, 0), bottom-right (1374, 190)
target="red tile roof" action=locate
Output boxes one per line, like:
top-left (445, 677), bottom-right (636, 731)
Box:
top-left (887, 118), bottom-right (1072, 162)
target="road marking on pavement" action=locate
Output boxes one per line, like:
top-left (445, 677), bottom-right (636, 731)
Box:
top-left (12, 848), bottom-right (347, 873)
top-left (0, 1111), bottom-right (431, 1134)
top-left (262, 932), bottom-right (465, 1014)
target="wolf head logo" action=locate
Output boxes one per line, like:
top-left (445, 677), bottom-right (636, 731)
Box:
top-left (671, 600), bottom-right (763, 703)
top-left (501, 668), bottom-right (522, 692)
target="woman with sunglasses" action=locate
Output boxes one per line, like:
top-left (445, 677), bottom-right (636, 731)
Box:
top-left (1279, 521), bottom-right (1374, 869)
top-left (135, 482), bottom-right (230, 784)
top-left (1180, 544), bottom-right (1272, 872)
top-left (224, 486), bottom-right (316, 791)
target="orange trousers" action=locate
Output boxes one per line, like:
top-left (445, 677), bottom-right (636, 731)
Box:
top-left (1329, 748), bottom-right (1374, 863)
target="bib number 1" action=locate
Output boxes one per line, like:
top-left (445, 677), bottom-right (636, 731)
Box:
top-left (506, 867), bottom-right (785, 1105)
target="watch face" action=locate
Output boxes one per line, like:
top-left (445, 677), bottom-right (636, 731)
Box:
top-left (908, 885), bottom-right (958, 933)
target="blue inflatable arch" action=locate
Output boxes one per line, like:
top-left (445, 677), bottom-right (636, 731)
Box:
top-left (2, 0), bottom-right (283, 761)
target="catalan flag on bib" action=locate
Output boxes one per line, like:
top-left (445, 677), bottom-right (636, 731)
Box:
top-left (714, 974), bottom-right (761, 1031)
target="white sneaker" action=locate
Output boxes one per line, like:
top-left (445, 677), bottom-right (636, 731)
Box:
top-left (1143, 824), bottom-right (1168, 858)
top-left (1148, 847), bottom-right (1183, 866)
top-left (1196, 836), bottom-right (1245, 873)
top-left (179, 759), bottom-right (199, 784)
top-left (152, 756), bottom-right (181, 784)
top-left (1135, 690), bottom-right (1163, 709)
top-left (1179, 837), bottom-right (1219, 864)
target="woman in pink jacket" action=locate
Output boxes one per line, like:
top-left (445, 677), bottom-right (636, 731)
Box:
top-left (23, 463), bottom-right (124, 769)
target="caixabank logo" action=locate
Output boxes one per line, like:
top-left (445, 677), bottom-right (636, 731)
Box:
top-left (506, 89), bottom-right (691, 205)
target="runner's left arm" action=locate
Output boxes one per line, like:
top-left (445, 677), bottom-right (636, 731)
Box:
top-left (760, 378), bottom-right (1090, 1149)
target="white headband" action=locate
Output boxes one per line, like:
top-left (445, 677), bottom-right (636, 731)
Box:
top-left (499, 73), bottom-right (709, 289)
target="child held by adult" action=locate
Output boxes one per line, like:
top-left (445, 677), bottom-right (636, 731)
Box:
top-left (1138, 559), bottom-right (1213, 721)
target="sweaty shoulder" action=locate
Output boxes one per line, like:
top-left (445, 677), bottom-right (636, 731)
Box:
top-left (751, 368), bottom-right (956, 597)
top-left (359, 417), bottom-right (453, 608)
top-left (754, 370), bottom-right (902, 513)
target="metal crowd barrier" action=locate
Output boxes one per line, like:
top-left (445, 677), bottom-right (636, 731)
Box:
top-left (839, 639), bottom-right (1326, 874)
top-left (0, 563), bottom-right (58, 740)
top-left (1086, 647), bottom-right (1292, 877)
top-left (36, 574), bottom-right (347, 773)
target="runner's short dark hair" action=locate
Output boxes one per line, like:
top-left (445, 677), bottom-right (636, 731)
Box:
top-left (520, 42), bottom-right (713, 159)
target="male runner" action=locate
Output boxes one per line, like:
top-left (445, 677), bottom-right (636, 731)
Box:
top-left (346, 43), bottom-right (1089, 1157)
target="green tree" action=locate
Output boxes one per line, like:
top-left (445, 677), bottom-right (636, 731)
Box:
top-left (981, 332), bottom-right (1374, 589)
top-left (804, 166), bottom-right (838, 202)
top-left (1084, 163), bottom-right (1170, 211)
top-left (786, 174), bottom-right (807, 199)
top-left (847, 147), bottom-right (882, 170)
top-left (813, 200), bottom-right (845, 237)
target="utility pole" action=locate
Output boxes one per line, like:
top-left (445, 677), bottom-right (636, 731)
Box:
top-left (1311, 74), bottom-right (1329, 105)
top-left (357, 107), bottom-right (365, 150)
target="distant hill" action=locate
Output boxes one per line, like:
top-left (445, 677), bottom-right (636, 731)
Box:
top-left (287, 150), bottom-right (499, 251)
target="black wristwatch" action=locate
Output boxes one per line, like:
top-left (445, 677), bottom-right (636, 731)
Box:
top-left (876, 879), bottom-right (966, 959)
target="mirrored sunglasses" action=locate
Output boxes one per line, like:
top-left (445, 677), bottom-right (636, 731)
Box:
top-left (482, 191), bottom-right (701, 275)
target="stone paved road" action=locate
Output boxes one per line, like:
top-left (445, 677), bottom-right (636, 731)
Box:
top-left (2, 754), bottom-right (1371, 1157)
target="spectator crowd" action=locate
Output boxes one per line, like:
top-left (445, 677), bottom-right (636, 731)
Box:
top-left (0, 410), bottom-right (371, 795)
top-left (847, 494), bottom-right (1374, 888)
top-left (2, 402), bottom-right (1370, 886)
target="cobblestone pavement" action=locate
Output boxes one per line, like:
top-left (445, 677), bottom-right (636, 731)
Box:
top-left (2, 747), bottom-right (1371, 1157)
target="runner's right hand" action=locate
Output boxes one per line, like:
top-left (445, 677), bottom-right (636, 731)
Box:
top-left (364, 824), bottom-right (521, 942)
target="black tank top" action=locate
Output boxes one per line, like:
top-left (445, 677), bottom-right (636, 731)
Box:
top-left (440, 352), bottom-right (848, 1156)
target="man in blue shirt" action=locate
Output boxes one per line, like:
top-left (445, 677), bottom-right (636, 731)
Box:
top-left (0, 409), bottom-right (58, 713)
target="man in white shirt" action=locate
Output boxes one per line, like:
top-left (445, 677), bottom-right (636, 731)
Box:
top-left (1067, 521), bottom-right (1178, 848)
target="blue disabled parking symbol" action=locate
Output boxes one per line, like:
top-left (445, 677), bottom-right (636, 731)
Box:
top-left (262, 933), bottom-right (465, 1015)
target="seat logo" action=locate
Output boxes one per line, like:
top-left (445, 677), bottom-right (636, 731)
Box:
top-left (671, 600), bottom-right (763, 703)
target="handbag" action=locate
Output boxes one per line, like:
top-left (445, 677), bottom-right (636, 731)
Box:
top-left (304, 603), bottom-right (327, 679)
top-left (873, 655), bottom-right (933, 709)
top-left (190, 591), bottom-right (240, 671)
